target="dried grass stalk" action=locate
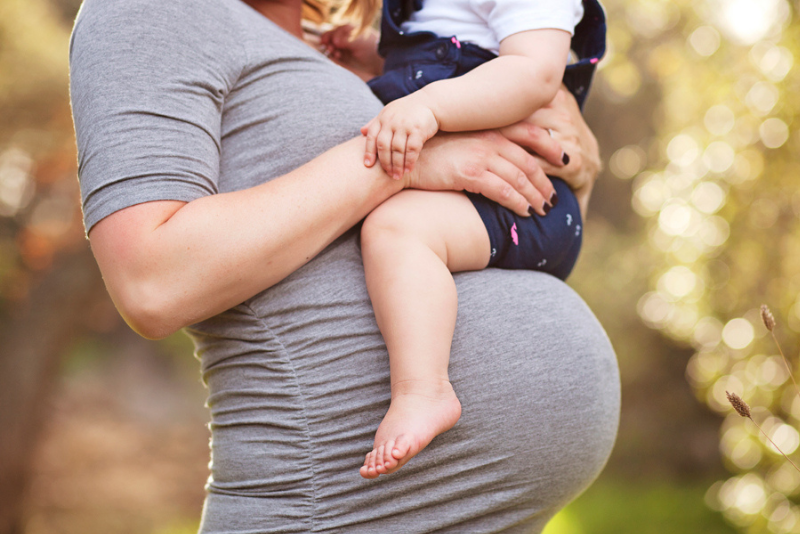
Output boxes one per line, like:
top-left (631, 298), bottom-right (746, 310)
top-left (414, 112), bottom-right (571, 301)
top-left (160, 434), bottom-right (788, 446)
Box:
top-left (726, 391), bottom-right (751, 418)
top-left (762, 304), bottom-right (800, 400)
top-left (761, 304), bottom-right (775, 332)
top-left (727, 391), bottom-right (800, 474)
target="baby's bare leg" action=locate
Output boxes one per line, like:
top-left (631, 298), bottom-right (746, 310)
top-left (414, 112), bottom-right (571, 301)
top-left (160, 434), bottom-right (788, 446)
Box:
top-left (359, 190), bottom-right (490, 478)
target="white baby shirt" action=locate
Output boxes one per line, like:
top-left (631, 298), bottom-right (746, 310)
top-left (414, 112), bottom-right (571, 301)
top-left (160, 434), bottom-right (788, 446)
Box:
top-left (400, 0), bottom-right (584, 54)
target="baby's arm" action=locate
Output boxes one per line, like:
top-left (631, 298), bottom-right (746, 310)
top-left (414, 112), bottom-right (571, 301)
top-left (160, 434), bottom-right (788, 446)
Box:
top-left (427, 29), bottom-right (572, 131)
top-left (363, 29), bottom-right (572, 179)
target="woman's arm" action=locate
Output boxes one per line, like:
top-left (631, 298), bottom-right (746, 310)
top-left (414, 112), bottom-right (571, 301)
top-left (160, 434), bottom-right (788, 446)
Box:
top-left (89, 132), bottom-right (551, 340)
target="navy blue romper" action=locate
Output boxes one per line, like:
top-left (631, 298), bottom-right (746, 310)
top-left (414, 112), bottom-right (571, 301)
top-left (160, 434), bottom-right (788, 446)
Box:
top-left (368, 0), bottom-right (606, 280)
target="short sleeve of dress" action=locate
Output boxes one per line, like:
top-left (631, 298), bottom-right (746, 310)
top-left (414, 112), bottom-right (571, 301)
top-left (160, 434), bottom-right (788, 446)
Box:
top-left (69, 0), bottom-right (247, 232)
top-left (470, 0), bottom-right (584, 41)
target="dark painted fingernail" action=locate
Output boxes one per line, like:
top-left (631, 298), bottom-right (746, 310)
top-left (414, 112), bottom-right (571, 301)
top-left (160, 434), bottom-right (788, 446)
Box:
top-left (542, 202), bottom-right (552, 215)
top-left (550, 191), bottom-right (559, 207)
top-left (527, 205), bottom-right (535, 216)
top-left (562, 152), bottom-right (570, 165)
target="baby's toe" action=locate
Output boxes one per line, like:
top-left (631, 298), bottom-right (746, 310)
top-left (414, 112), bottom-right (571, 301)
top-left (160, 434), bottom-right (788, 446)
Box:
top-left (383, 439), bottom-right (398, 469)
top-left (375, 445), bottom-right (388, 474)
top-left (363, 450), bottom-right (376, 476)
top-left (369, 449), bottom-right (380, 471)
top-left (360, 451), bottom-right (375, 479)
top-left (359, 464), bottom-right (372, 479)
top-left (391, 434), bottom-right (412, 461)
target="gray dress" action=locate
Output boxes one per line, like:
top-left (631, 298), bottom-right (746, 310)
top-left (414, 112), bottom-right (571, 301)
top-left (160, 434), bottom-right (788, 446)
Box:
top-left (70, 0), bottom-right (620, 532)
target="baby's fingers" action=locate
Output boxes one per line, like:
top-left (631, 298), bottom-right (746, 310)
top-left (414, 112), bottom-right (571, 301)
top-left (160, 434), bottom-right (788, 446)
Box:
top-left (391, 130), bottom-right (408, 180)
top-left (376, 127), bottom-right (394, 177)
top-left (404, 132), bottom-right (425, 176)
top-left (362, 120), bottom-right (380, 167)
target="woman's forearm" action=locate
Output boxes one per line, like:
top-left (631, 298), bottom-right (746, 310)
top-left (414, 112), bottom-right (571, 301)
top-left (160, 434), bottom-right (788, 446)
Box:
top-left (90, 136), bottom-right (402, 339)
top-left (91, 122), bottom-right (566, 339)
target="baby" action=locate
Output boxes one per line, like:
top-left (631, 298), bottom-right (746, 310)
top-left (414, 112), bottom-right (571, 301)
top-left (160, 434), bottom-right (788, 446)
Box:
top-left (321, 0), bottom-right (606, 479)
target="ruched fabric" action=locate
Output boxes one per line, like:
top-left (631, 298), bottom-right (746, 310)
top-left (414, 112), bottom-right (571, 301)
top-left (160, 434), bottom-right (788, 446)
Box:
top-left (190, 232), bottom-right (619, 533)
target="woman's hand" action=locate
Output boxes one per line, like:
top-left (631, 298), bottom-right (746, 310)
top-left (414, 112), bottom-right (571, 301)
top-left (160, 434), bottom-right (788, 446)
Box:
top-left (320, 25), bottom-right (384, 81)
top-left (500, 86), bottom-right (601, 217)
top-left (405, 86), bottom-right (600, 218)
top-left (407, 130), bottom-right (557, 217)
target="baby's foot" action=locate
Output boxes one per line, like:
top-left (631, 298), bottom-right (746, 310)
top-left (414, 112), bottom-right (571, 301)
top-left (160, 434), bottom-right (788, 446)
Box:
top-left (360, 379), bottom-right (461, 479)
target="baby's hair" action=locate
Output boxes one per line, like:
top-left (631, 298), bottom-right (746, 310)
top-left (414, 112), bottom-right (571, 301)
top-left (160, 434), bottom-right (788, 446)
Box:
top-left (303, 0), bottom-right (381, 34)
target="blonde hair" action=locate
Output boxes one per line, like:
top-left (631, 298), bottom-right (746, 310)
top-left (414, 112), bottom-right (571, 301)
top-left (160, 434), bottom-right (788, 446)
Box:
top-left (303, 0), bottom-right (381, 33)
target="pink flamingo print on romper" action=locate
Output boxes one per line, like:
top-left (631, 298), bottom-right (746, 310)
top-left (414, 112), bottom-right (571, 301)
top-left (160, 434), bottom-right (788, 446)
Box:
top-left (510, 223), bottom-right (519, 246)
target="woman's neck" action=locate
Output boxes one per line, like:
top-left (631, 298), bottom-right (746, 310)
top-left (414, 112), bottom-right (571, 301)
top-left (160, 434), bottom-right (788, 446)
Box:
top-left (242, 0), bottom-right (304, 39)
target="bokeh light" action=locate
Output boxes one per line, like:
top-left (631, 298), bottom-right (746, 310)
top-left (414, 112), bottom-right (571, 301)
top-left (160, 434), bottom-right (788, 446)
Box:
top-left (709, 0), bottom-right (790, 45)
top-left (0, 147), bottom-right (35, 217)
top-left (703, 141), bottom-right (736, 174)
top-left (705, 105), bottom-right (736, 136)
top-left (745, 82), bottom-right (780, 116)
top-left (759, 118), bottom-right (790, 149)
top-left (691, 181), bottom-right (726, 214)
top-left (722, 318), bottom-right (754, 351)
top-left (610, 145), bottom-right (647, 179)
top-left (689, 26), bottom-right (721, 57)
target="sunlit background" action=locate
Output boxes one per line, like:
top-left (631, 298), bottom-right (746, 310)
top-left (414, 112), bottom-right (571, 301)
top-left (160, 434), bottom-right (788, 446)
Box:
top-left (1, 0), bottom-right (799, 532)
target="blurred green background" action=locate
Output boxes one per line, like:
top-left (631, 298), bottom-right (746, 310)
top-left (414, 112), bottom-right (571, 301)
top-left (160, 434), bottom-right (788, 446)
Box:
top-left (1, 0), bottom-right (798, 532)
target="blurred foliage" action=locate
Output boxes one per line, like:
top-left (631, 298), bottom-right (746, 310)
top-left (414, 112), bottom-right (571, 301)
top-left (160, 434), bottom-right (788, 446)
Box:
top-left (24, 336), bottom-right (209, 534)
top-left (582, 0), bottom-right (800, 532)
top-left (0, 0), bottom-right (87, 304)
top-left (544, 478), bottom-right (739, 534)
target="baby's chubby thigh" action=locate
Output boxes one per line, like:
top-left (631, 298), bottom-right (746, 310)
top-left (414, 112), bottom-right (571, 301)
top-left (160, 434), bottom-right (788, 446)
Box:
top-left (360, 190), bottom-right (491, 273)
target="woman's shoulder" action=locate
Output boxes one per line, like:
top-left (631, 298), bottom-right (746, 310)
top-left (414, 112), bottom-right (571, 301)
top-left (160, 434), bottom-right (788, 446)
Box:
top-left (70, 0), bottom-right (311, 78)
top-left (70, 0), bottom-right (252, 99)
top-left (69, 0), bottom-right (257, 234)
top-left (71, 0), bottom-right (249, 56)
top-left (74, 0), bottom-right (242, 23)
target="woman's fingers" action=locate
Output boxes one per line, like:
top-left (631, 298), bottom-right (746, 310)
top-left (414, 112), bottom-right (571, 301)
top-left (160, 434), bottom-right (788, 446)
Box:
top-left (487, 152), bottom-right (550, 216)
top-left (493, 135), bottom-right (559, 209)
top-left (530, 145), bottom-right (580, 180)
top-left (467, 171), bottom-right (532, 217)
top-left (517, 86), bottom-right (600, 196)
top-left (500, 121), bottom-right (566, 168)
top-left (409, 131), bottom-right (557, 216)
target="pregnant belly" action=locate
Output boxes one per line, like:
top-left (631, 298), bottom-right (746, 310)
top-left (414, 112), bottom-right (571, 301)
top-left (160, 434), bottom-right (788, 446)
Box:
top-left (192, 230), bottom-right (620, 534)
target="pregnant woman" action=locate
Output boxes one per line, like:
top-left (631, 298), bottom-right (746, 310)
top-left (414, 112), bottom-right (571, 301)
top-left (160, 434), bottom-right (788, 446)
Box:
top-left (69, 0), bottom-right (620, 532)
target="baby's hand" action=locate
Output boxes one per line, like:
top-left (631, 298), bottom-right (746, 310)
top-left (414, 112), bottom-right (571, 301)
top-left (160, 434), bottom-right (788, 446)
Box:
top-left (361, 95), bottom-right (440, 179)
